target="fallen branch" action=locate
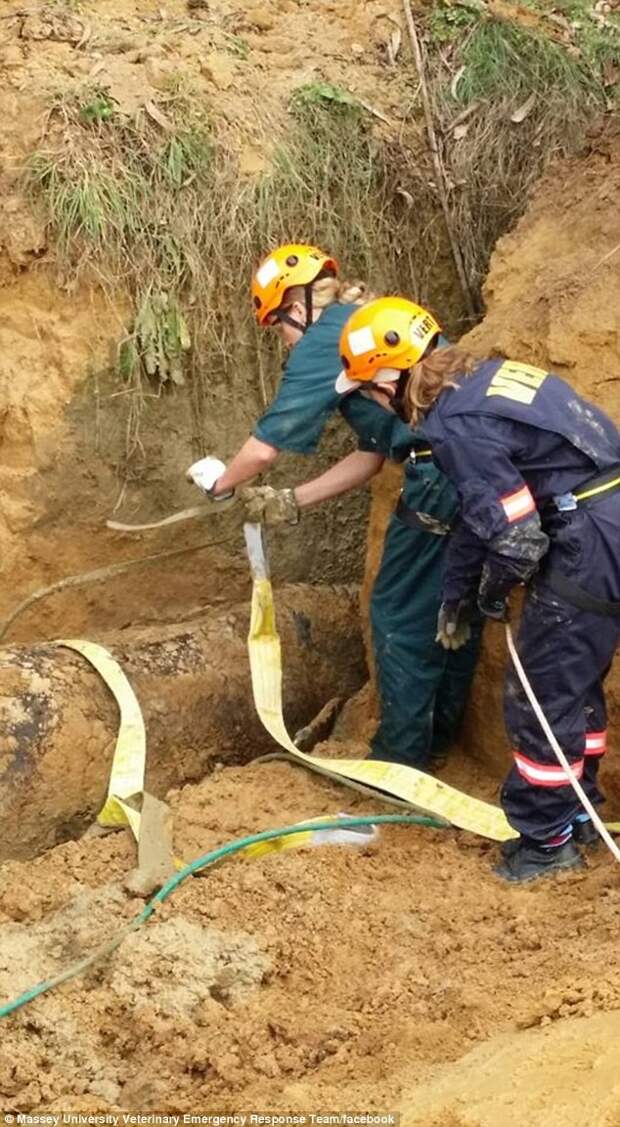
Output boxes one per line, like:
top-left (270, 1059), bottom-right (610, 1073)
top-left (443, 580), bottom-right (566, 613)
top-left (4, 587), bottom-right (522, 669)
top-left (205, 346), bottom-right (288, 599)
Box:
top-left (588, 242), bottom-right (620, 277)
top-left (358, 98), bottom-right (394, 127)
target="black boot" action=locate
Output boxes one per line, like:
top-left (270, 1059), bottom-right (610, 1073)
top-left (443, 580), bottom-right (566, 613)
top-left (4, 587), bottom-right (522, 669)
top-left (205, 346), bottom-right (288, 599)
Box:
top-left (494, 837), bottom-right (583, 884)
top-left (573, 817), bottom-right (600, 848)
top-left (500, 836), bottom-right (520, 859)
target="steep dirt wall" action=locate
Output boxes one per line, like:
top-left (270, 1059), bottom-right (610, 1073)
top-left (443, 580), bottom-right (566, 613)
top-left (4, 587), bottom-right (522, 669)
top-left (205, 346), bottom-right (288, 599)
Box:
top-left (461, 128), bottom-right (620, 787)
top-left (362, 129), bottom-right (620, 788)
top-left (2, 0), bottom-right (422, 640)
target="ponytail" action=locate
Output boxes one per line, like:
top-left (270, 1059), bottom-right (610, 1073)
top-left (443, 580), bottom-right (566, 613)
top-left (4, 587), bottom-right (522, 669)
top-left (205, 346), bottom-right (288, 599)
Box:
top-left (281, 276), bottom-right (373, 315)
top-left (406, 345), bottom-right (477, 426)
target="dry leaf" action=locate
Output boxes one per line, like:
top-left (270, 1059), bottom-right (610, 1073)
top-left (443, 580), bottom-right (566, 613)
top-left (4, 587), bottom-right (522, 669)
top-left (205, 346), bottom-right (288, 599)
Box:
top-left (453, 122), bottom-right (470, 140)
top-left (447, 100), bottom-right (480, 132)
top-left (510, 91), bottom-right (537, 123)
top-left (603, 59), bottom-right (618, 87)
top-left (144, 100), bottom-right (174, 131)
top-left (548, 12), bottom-right (571, 30)
top-left (387, 25), bottom-right (402, 65)
top-left (451, 65), bottom-right (465, 100)
top-left (88, 58), bottom-right (107, 79)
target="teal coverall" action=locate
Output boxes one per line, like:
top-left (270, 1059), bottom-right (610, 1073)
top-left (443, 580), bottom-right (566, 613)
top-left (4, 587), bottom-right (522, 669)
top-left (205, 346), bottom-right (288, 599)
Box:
top-left (254, 302), bottom-right (482, 768)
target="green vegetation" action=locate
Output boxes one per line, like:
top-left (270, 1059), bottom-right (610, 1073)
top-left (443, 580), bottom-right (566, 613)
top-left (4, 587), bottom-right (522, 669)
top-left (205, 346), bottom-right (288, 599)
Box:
top-left (27, 1), bottom-right (619, 474)
top-left (28, 83), bottom-right (442, 474)
top-left (428, 3), bottom-right (479, 43)
top-left (455, 15), bottom-right (616, 103)
top-left (221, 33), bottom-right (250, 59)
top-left (289, 81), bottom-right (360, 110)
top-left (420, 0), bottom-right (619, 293)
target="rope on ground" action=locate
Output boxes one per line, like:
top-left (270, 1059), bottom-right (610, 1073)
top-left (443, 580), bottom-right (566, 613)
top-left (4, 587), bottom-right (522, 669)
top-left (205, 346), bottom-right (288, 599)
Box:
top-left (0, 536), bottom-right (236, 643)
top-left (0, 814), bottom-right (444, 1021)
top-left (506, 622), bottom-right (620, 862)
top-left (105, 494), bottom-right (236, 532)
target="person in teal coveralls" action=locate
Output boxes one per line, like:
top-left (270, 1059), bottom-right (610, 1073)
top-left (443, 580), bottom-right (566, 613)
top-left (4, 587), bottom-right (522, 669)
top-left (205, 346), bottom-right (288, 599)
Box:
top-left (186, 244), bottom-right (481, 770)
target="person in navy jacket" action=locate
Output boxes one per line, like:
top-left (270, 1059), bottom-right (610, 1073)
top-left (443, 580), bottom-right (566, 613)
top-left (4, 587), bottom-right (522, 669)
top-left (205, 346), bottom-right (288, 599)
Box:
top-left (336, 296), bottom-right (620, 883)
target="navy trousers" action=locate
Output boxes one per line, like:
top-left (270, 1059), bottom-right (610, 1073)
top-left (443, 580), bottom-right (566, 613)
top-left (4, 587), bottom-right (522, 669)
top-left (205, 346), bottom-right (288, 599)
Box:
top-left (502, 496), bottom-right (620, 842)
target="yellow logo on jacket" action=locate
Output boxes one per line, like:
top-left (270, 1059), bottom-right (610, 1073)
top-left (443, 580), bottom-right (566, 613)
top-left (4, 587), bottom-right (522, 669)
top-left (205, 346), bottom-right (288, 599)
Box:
top-left (486, 361), bottom-right (548, 405)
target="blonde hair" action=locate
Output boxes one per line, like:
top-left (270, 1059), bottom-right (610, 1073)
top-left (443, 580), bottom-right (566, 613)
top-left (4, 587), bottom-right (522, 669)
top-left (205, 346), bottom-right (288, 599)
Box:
top-left (282, 276), bottom-right (372, 313)
top-left (406, 345), bottom-right (477, 426)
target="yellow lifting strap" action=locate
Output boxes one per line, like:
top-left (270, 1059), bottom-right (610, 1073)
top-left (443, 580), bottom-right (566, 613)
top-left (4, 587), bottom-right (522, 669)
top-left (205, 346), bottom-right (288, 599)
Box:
top-left (244, 524), bottom-right (517, 844)
top-left (57, 639), bottom-right (147, 840)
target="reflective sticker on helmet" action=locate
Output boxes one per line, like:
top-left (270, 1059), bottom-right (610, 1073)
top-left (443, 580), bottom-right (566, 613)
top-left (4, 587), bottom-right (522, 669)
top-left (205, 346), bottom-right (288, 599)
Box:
top-left (348, 325), bottom-right (376, 356)
top-left (256, 257), bottom-right (280, 288)
top-left (410, 313), bottom-right (436, 343)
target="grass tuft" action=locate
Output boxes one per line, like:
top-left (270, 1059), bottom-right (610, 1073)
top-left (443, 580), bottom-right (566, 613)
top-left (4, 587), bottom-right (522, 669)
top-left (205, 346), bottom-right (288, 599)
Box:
top-left (29, 4), bottom-right (617, 480)
top-left (419, 0), bottom-right (620, 294)
top-left (27, 84), bottom-right (445, 476)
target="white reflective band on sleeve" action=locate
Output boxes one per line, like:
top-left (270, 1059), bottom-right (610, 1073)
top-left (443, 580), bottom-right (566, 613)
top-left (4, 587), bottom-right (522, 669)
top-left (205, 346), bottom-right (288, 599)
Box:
top-left (514, 750), bottom-right (584, 787)
top-left (348, 325), bottom-right (376, 357)
top-left (585, 730), bottom-right (607, 755)
top-left (501, 485), bottom-right (536, 523)
top-left (256, 257), bottom-right (279, 288)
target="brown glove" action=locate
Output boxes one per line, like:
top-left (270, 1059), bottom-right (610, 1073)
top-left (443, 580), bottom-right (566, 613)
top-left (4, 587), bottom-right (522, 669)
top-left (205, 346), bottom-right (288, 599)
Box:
top-left (239, 485), bottom-right (300, 527)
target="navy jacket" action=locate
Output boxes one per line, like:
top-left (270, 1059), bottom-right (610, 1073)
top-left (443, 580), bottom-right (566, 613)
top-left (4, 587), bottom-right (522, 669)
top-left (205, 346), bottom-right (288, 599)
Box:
top-left (421, 358), bottom-right (620, 602)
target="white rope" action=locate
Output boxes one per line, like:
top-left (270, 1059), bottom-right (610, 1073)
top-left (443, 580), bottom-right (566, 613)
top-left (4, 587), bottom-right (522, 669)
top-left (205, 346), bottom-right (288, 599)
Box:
top-left (505, 623), bottom-right (620, 862)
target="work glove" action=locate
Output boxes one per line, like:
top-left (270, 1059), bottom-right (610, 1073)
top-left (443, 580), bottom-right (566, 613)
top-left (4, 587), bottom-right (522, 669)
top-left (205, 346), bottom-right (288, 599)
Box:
top-left (435, 599), bottom-right (473, 651)
top-left (186, 456), bottom-right (233, 501)
top-left (239, 485), bottom-right (300, 527)
top-left (477, 562), bottom-right (512, 622)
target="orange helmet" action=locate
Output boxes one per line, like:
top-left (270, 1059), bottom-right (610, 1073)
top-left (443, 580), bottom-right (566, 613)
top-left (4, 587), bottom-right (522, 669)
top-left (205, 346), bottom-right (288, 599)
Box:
top-left (335, 297), bottom-right (441, 394)
top-left (251, 243), bottom-right (338, 326)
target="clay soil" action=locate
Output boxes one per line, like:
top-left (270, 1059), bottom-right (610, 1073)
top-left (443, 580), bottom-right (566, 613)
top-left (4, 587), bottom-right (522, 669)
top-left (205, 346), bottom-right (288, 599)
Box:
top-left (2, 755), bottom-right (620, 1125)
top-left (0, 2), bottom-right (619, 1122)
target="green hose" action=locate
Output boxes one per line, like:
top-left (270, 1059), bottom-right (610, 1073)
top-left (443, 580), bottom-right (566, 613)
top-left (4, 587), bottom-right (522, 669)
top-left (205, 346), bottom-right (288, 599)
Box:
top-left (0, 813), bottom-right (445, 1020)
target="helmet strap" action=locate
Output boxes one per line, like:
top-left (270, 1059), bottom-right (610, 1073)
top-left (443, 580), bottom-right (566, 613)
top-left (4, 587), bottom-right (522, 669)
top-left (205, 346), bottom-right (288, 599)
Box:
top-left (273, 309), bottom-right (307, 334)
top-left (273, 284), bottom-right (315, 336)
top-left (304, 282), bottom-right (314, 330)
top-left (392, 369), bottom-right (412, 423)
top-left (273, 279), bottom-right (319, 335)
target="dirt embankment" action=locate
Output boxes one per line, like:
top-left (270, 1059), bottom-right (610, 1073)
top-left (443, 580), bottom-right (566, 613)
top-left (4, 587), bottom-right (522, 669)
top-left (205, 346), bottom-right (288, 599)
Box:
top-left (0, 7), bottom-right (619, 1123)
top-left (362, 127), bottom-right (620, 790)
top-left (0, 0), bottom-right (416, 640)
top-left (461, 126), bottom-right (620, 786)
